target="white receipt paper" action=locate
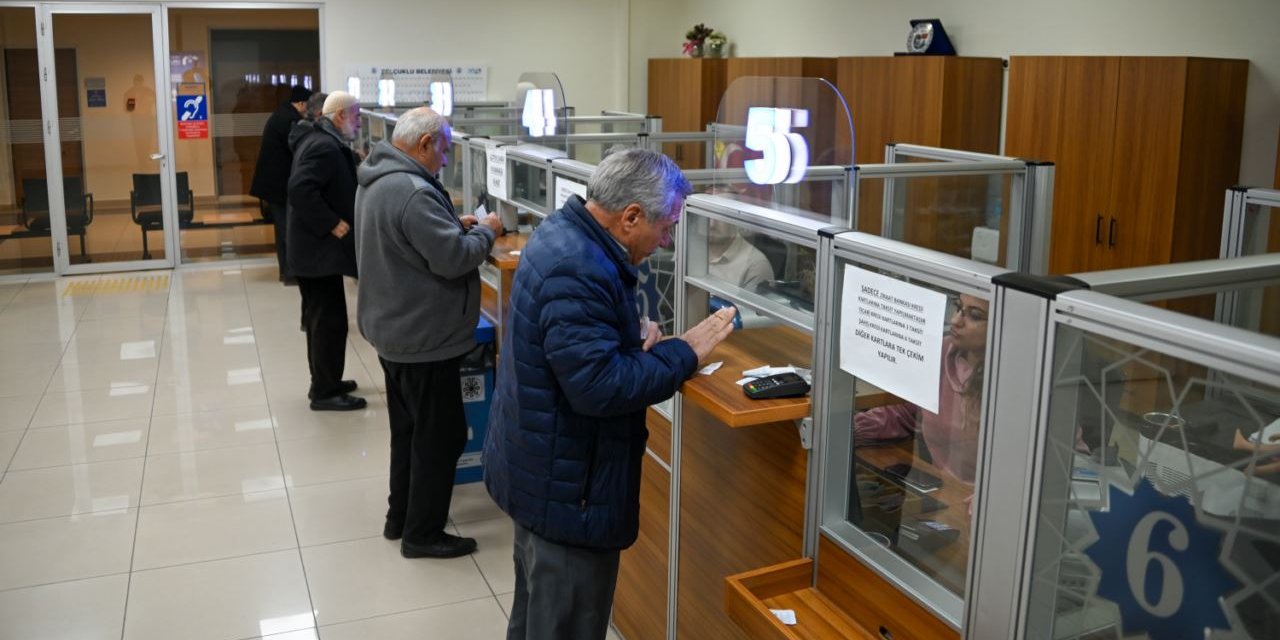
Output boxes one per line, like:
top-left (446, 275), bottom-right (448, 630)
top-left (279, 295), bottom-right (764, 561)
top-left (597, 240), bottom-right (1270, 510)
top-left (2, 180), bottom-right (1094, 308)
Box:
top-left (770, 609), bottom-right (797, 626)
top-left (699, 361), bottom-right (723, 376)
top-left (839, 265), bottom-right (947, 414)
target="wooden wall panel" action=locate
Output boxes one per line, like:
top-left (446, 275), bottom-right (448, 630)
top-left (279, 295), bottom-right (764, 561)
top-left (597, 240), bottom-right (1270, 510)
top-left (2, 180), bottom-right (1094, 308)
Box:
top-left (1005, 56), bottom-right (1121, 274)
top-left (648, 58), bottom-right (726, 169)
top-left (613, 452), bottom-right (670, 640)
top-left (676, 402), bottom-right (808, 639)
top-left (1105, 57), bottom-right (1187, 269)
top-left (646, 406), bottom-right (672, 465)
top-left (1170, 58), bottom-right (1248, 264)
top-left (815, 536), bottom-right (959, 640)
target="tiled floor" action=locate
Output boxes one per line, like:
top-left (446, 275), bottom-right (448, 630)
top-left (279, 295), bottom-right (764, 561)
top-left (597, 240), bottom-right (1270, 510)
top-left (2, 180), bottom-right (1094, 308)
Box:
top-left (0, 265), bottom-right (623, 640)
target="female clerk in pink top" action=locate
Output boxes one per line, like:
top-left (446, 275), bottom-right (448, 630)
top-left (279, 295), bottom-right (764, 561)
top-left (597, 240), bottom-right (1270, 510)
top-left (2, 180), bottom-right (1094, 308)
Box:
top-left (855, 294), bottom-right (989, 484)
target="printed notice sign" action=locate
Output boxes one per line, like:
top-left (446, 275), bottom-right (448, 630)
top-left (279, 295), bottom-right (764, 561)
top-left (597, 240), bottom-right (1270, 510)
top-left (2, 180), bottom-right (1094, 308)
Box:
top-left (554, 177), bottom-right (587, 210)
top-left (486, 148), bottom-right (508, 201)
top-left (839, 265), bottom-right (947, 413)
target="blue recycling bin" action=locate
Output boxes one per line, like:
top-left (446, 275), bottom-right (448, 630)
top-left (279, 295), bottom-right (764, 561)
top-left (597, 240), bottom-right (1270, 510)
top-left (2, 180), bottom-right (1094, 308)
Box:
top-left (456, 316), bottom-right (495, 484)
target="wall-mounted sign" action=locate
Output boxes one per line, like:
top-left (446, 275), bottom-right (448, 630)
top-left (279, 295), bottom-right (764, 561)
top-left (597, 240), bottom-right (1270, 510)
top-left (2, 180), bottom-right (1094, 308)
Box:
top-left (176, 82), bottom-right (208, 140)
top-left (85, 77), bottom-right (106, 108)
top-left (838, 265), bottom-right (947, 413)
top-left (345, 65), bottom-right (486, 104)
top-left (485, 148), bottom-right (507, 201)
top-left (554, 176), bottom-right (587, 210)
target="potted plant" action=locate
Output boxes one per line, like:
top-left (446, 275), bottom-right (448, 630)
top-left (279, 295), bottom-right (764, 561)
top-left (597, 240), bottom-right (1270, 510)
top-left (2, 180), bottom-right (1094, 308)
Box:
top-left (683, 23), bottom-right (714, 58)
top-left (705, 32), bottom-right (728, 58)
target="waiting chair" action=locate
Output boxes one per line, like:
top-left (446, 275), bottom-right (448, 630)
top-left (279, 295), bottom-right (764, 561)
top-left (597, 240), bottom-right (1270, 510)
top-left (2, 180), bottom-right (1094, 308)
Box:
top-left (20, 177), bottom-right (94, 258)
top-left (130, 172), bottom-right (194, 259)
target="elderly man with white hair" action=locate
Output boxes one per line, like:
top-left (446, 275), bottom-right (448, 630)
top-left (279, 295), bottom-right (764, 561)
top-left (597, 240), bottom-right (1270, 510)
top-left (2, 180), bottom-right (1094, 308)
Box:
top-left (287, 90), bottom-right (366, 411)
top-left (355, 106), bottom-right (503, 558)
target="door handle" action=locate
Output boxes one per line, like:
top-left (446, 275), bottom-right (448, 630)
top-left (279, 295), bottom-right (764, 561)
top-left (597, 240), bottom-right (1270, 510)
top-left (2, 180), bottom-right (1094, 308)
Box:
top-left (1108, 217), bottom-right (1117, 248)
top-left (149, 153), bottom-right (165, 160)
top-left (1095, 215), bottom-right (1102, 245)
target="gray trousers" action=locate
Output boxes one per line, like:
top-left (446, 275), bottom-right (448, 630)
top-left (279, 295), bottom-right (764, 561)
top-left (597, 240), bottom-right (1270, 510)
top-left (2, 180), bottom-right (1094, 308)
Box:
top-left (507, 521), bottom-right (621, 640)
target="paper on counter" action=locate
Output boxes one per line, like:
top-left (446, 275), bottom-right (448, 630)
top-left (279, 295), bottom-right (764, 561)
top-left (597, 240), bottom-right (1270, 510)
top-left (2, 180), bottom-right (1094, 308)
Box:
top-left (735, 377), bottom-right (754, 386)
top-left (769, 609), bottom-right (797, 626)
top-left (698, 361), bottom-right (723, 376)
top-left (509, 250), bottom-right (521, 256)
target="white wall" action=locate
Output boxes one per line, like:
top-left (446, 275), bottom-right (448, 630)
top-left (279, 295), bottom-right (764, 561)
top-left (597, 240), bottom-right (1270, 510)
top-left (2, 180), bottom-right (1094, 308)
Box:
top-left (628, 0), bottom-right (1280, 186)
top-left (321, 0), bottom-right (630, 117)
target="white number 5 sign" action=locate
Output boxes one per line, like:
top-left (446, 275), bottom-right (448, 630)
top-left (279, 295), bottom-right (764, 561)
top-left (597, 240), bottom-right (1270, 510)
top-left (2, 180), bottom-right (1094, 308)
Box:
top-left (744, 107), bottom-right (809, 185)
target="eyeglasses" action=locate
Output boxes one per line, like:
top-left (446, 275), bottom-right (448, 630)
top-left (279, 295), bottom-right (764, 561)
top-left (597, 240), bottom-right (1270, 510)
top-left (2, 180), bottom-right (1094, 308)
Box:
top-left (952, 301), bottom-right (988, 323)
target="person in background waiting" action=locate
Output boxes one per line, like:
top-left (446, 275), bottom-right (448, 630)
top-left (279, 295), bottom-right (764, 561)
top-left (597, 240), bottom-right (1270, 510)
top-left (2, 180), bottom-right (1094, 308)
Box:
top-left (250, 84), bottom-right (311, 283)
top-left (304, 91), bottom-right (327, 121)
top-left (355, 107), bottom-right (503, 558)
top-left (855, 294), bottom-right (989, 484)
top-left (287, 91), bottom-right (365, 411)
top-left (483, 148), bottom-right (737, 640)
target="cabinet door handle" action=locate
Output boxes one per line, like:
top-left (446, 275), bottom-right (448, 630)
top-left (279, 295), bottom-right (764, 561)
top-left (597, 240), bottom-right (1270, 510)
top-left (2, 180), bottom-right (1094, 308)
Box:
top-left (1108, 217), bottom-right (1117, 248)
top-left (1095, 215), bottom-right (1103, 245)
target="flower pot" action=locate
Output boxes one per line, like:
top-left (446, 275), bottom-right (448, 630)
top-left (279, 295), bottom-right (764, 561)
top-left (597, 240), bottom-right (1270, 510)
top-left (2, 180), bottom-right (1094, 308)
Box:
top-left (706, 41), bottom-right (726, 58)
top-left (687, 43), bottom-right (703, 58)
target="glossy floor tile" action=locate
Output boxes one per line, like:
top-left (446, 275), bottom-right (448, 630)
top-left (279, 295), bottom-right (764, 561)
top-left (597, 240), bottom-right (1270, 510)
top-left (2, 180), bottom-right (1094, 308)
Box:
top-left (123, 550), bottom-right (314, 640)
top-left (8, 418), bottom-right (150, 470)
top-left (0, 509), bottom-right (136, 590)
top-left (0, 574), bottom-right (128, 640)
top-left (301, 536), bottom-right (492, 625)
top-left (132, 489), bottom-right (297, 570)
top-left (141, 442), bottom-right (285, 505)
top-left (0, 266), bottom-right (526, 638)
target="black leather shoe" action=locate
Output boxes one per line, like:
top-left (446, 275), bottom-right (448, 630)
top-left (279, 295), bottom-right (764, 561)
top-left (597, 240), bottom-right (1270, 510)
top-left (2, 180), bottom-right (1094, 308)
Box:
top-left (308, 381), bottom-right (358, 400)
top-left (383, 520), bottom-right (403, 541)
top-left (401, 533), bottom-right (477, 559)
top-left (309, 393), bottom-right (368, 412)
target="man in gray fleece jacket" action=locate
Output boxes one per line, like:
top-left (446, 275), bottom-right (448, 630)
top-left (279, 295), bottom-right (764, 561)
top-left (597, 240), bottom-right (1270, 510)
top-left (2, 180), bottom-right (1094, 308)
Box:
top-left (355, 107), bottom-right (503, 559)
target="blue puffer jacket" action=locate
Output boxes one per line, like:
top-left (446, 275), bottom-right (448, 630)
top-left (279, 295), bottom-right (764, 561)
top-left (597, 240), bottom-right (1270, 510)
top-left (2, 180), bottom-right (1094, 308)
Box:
top-left (483, 196), bottom-right (698, 550)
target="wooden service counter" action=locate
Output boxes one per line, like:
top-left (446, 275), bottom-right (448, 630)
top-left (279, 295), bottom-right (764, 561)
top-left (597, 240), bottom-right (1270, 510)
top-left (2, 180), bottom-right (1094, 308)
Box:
top-left (723, 436), bottom-right (965, 640)
top-left (478, 232), bottom-right (528, 335)
top-left (654, 324), bottom-right (899, 639)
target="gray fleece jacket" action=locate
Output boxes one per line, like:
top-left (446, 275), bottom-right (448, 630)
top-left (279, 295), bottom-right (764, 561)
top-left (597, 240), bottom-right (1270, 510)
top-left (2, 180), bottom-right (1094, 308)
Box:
top-left (354, 140), bottom-right (497, 363)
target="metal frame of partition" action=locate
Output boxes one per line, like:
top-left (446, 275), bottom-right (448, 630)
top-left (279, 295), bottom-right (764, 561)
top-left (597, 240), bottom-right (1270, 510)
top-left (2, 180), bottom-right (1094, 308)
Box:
top-left (1012, 289), bottom-right (1280, 639)
top-left (814, 231), bottom-right (1010, 629)
top-left (673, 192), bottom-right (833, 639)
top-left (967, 256), bottom-right (1280, 638)
top-left (870, 145), bottom-right (1056, 274)
top-left (1221, 186), bottom-right (1280, 260)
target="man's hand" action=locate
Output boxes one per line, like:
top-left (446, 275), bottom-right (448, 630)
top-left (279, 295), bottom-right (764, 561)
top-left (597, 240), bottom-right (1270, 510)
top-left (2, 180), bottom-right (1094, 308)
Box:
top-left (641, 319), bottom-right (662, 352)
top-left (680, 306), bottom-right (736, 365)
top-left (482, 214), bottom-right (504, 234)
top-left (458, 215), bottom-right (478, 230)
top-left (331, 219), bottom-right (350, 238)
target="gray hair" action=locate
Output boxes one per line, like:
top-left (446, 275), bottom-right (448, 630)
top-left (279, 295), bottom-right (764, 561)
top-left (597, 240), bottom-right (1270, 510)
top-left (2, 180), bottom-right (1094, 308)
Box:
top-left (587, 148), bottom-right (691, 222)
top-left (305, 92), bottom-right (327, 120)
top-left (391, 107), bottom-right (448, 147)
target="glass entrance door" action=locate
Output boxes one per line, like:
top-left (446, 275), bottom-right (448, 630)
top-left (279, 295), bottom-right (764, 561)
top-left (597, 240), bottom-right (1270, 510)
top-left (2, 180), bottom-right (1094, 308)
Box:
top-left (38, 3), bottom-right (174, 272)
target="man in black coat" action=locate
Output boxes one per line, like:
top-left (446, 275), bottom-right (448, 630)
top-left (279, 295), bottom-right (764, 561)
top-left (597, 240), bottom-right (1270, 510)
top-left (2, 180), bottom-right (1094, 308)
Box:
top-left (250, 85), bottom-right (311, 283)
top-left (287, 90), bottom-right (366, 411)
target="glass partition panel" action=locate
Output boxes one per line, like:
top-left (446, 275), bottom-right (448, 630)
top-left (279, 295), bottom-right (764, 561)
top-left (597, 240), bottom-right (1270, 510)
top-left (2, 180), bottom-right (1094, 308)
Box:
top-left (507, 152), bottom-right (553, 215)
top-left (1024, 309), bottom-right (1280, 639)
top-left (169, 8), bottom-right (320, 266)
top-left (886, 172), bottom-right (1013, 265)
top-left (685, 210), bottom-right (815, 324)
top-left (0, 7), bottom-right (51, 276)
top-left (440, 132), bottom-right (467, 206)
top-left (712, 77), bottom-right (853, 222)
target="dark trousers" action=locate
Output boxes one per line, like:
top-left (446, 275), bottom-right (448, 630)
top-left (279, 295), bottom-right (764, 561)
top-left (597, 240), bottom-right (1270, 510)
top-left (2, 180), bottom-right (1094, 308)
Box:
top-left (380, 356), bottom-right (468, 545)
top-left (267, 201), bottom-right (289, 278)
top-left (508, 522), bottom-right (620, 640)
top-left (297, 275), bottom-right (348, 399)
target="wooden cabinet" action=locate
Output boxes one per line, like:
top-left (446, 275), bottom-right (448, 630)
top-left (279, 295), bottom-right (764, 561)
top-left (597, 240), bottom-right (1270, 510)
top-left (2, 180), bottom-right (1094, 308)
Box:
top-left (835, 56), bottom-right (1004, 240)
top-left (647, 58), bottom-right (727, 169)
top-left (1005, 56), bottom-right (1248, 274)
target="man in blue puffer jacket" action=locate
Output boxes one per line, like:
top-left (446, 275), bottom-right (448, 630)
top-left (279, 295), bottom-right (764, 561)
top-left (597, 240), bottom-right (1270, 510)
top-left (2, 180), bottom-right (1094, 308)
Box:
top-left (484, 148), bottom-right (737, 640)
